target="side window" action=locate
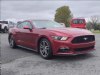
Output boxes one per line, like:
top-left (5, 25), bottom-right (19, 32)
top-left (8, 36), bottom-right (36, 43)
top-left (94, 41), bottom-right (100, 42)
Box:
top-left (79, 20), bottom-right (84, 24)
top-left (17, 22), bottom-right (23, 28)
top-left (27, 22), bottom-right (33, 28)
top-left (22, 22), bottom-right (33, 29)
top-left (22, 22), bottom-right (27, 28)
top-left (17, 22), bottom-right (32, 29)
top-left (73, 20), bottom-right (78, 24)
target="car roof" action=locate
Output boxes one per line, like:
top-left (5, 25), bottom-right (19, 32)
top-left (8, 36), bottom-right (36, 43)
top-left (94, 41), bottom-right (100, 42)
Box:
top-left (24, 19), bottom-right (51, 22)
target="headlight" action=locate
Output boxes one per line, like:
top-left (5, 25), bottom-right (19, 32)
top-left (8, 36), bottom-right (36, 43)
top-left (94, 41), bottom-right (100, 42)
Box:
top-left (51, 36), bottom-right (68, 41)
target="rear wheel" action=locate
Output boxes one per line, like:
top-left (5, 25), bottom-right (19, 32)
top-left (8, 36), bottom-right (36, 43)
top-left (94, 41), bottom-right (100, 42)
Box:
top-left (39, 38), bottom-right (53, 59)
top-left (9, 35), bottom-right (17, 48)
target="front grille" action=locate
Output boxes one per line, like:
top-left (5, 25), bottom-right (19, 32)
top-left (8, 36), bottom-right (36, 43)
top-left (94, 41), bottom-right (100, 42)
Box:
top-left (72, 35), bottom-right (95, 44)
top-left (75, 46), bottom-right (94, 52)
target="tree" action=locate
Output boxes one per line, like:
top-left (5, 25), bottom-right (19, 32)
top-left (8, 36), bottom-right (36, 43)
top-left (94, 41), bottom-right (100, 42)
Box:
top-left (86, 21), bottom-right (92, 30)
top-left (97, 23), bottom-right (100, 31)
top-left (54, 6), bottom-right (73, 27)
top-left (90, 15), bottom-right (100, 29)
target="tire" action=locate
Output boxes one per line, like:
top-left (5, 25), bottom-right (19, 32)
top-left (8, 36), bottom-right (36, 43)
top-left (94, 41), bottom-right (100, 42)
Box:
top-left (9, 35), bottom-right (17, 48)
top-left (3, 27), bottom-right (8, 33)
top-left (39, 38), bottom-right (53, 59)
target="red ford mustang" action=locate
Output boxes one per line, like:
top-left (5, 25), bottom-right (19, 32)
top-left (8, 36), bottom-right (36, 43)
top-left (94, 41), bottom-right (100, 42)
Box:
top-left (8, 20), bottom-right (95, 59)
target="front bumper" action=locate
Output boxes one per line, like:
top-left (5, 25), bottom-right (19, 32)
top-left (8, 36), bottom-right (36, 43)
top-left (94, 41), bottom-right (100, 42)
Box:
top-left (52, 40), bottom-right (95, 55)
top-left (56, 48), bottom-right (95, 56)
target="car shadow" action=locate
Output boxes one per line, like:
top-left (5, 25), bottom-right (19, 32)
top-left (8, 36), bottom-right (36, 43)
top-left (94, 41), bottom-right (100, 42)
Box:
top-left (52, 53), bottom-right (96, 62)
top-left (12, 46), bottom-right (96, 62)
top-left (15, 46), bottom-right (39, 55)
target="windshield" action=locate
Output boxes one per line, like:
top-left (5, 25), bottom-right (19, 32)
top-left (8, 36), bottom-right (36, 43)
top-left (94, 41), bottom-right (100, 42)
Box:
top-left (32, 20), bottom-right (64, 28)
top-left (72, 19), bottom-right (84, 24)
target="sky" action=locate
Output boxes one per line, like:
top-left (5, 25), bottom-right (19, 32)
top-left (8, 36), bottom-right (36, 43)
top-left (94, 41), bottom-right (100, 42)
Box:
top-left (1, 0), bottom-right (100, 22)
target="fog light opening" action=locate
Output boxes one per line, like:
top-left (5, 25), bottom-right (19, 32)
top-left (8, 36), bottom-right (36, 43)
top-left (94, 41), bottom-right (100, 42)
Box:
top-left (59, 47), bottom-right (69, 52)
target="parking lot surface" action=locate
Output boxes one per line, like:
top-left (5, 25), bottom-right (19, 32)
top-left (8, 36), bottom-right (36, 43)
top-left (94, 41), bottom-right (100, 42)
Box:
top-left (1, 33), bottom-right (100, 75)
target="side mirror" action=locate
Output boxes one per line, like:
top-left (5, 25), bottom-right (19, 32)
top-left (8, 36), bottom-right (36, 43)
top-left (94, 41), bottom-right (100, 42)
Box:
top-left (23, 26), bottom-right (30, 29)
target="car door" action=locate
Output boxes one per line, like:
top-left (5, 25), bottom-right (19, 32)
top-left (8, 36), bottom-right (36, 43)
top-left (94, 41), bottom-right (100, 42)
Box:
top-left (21, 21), bottom-right (35, 49)
top-left (15, 22), bottom-right (24, 46)
top-left (15, 22), bottom-right (31, 47)
top-left (16, 21), bottom-right (37, 50)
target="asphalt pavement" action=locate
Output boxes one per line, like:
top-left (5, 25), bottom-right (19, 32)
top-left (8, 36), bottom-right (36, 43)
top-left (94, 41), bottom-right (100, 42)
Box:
top-left (1, 33), bottom-right (100, 75)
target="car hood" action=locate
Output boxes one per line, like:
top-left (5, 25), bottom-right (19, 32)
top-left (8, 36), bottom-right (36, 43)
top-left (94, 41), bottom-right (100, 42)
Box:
top-left (47, 27), bottom-right (93, 37)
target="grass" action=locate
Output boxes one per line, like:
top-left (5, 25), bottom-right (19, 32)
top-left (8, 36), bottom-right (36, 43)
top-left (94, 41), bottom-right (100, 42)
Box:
top-left (91, 30), bottom-right (100, 34)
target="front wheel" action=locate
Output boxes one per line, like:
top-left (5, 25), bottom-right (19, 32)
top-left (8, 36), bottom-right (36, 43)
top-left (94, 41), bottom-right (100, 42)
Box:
top-left (39, 38), bottom-right (53, 59)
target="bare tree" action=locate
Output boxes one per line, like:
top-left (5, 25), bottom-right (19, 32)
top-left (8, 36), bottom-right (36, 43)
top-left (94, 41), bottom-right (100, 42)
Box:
top-left (90, 15), bottom-right (100, 29)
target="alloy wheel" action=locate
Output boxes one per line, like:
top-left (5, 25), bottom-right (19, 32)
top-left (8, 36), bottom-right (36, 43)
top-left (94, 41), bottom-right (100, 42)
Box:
top-left (39, 40), bottom-right (50, 58)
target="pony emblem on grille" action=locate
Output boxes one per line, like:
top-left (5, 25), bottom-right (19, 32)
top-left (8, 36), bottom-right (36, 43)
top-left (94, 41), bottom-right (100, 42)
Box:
top-left (84, 37), bottom-right (88, 40)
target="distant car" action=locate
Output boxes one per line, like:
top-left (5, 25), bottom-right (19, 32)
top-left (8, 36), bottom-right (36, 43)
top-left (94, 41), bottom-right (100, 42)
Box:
top-left (8, 20), bottom-right (95, 59)
top-left (70, 18), bottom-right (86, 29)
top-left (59, 23), bottom-right (66, 27)
top-left (0, 21), bottom-right (8, 33)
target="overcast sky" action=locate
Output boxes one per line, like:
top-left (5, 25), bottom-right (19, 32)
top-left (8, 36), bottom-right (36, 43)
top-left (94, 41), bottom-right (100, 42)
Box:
top-left (1, 0), bottom-right (100, 21)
